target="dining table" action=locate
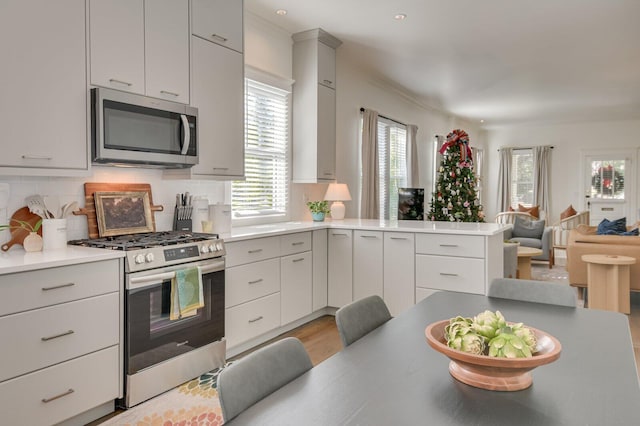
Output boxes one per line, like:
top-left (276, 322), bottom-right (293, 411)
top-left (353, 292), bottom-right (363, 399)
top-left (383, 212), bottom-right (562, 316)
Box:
top-left (226, 291), bottom-right (640, 425)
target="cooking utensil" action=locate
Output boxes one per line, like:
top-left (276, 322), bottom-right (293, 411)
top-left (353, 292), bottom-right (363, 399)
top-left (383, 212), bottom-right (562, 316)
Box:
top-left (1, 207), bottom-right (43, 251)
top-left (60, 201), bottom-right (78, 218)
top-left (25, 195), bottom-right (50, 219)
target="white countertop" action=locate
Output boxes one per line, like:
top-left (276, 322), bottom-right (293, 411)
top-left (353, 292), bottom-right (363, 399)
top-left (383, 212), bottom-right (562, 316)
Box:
top-left (0, 246), bottom-right (125, 275)
top-left (222, 219), bottom-right (507, 242)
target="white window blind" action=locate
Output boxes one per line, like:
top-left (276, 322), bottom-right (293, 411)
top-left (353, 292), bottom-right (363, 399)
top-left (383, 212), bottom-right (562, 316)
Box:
top-left (232, 79), bottom-right (290, 219)
top-left (510, 149), bottom-right (534, 207)
top-left (378, 118), bottom-right (408, 220)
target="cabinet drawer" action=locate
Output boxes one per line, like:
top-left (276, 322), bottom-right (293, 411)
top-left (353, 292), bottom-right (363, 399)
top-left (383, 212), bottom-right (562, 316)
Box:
top-left (0, 293), bottom-right (119, 382)
top-left (280, 232), bottom-right (312, 256)
top-left (225, 236), bottom-right (280, 267)
top-left (0, 259), bottom-right (120, 316)
top-left (225, 293), bottom-right (280, 349)
top-left (416, 255), bottom-right (485, 294)
top-left (415, 234), bottom-right (484, 258)
top-left (225, 258), bottom-right (280, 308)
top-left (0, 346), bottom-right (119, 426)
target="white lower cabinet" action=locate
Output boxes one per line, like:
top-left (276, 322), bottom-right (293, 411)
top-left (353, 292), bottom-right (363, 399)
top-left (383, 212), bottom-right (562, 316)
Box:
top-left (0, 258), bottom-right (122, 425)
top-left (0, 346), bottom-right (119, 426)
top-left (225, 258), bottom-right (280, 308)
top-left (328, 229), bottom-right (353, 308)
top-left (281, 251), bottom-right (312, 325)
top-left (312, 229), bottom-right (328, 311)
top-left (225, 293), bottom-right (281, 349)
top-left (416, 255), bottom-right (485, 294)
top-left (383, 232), bottom-right (415, 316)
top-left (353, 230), bottom-right (383, 300)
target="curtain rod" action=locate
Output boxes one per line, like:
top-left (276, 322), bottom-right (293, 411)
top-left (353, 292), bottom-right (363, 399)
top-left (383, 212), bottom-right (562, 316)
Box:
top-left (497, 146), bottom-right (554, 152)
top-left (359, 107), bottom-right (406, 126)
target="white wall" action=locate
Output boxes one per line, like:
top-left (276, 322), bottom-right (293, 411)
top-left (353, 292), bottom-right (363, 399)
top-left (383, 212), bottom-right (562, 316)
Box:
top-left (484, 118), bottom-right (640, 222)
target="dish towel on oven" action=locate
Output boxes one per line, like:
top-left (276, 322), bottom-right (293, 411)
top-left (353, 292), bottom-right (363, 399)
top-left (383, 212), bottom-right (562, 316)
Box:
top-left (170, 266), bottom-right (204, 320)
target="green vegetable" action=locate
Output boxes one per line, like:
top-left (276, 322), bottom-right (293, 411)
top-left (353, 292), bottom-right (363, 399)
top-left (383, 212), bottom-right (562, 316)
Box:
top-left (488, 326), bottom-right (532, 358)
top-left (471, 310), bottom-right (507, 340)
top-left (444, 316), bottom-right (486, 355)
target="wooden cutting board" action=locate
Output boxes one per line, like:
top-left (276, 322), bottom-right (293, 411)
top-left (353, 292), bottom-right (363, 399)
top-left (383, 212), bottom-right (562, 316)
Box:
top-left (72, 183), bottom-right (163, 239)
top-left (1, 207), bottom-right (43, 251)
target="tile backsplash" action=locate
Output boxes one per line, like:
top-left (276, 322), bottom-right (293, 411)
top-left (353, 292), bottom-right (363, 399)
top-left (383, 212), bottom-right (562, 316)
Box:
top-left (0, 166), bottom-right (227, 243)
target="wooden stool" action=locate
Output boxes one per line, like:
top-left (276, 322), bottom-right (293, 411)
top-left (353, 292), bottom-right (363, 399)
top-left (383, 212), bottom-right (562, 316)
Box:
top-left (581, 254), bottom-right (636, 314)
top-left (516, 247), bottom-right (543, 280)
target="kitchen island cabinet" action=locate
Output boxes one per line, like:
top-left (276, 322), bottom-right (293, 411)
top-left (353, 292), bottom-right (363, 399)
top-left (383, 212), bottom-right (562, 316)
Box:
top-left (0, 249), bottom-right (124, 426)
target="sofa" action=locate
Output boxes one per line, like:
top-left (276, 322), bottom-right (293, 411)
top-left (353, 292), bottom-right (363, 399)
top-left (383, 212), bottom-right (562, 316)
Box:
top-left (566, 225), bottom-right (640, 291)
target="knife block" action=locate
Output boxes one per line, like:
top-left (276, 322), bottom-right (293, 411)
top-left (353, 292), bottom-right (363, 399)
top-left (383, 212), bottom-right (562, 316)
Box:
top-left (173, 206), bottom-right (192, 232)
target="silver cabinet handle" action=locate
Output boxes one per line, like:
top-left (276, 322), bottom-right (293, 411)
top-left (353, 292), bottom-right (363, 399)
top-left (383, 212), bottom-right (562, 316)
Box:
top-left (390, 237), bottom-right (408, 240)
top-left (213, 167), bottom-right (229, 170)
top-left (323, 172), bottom-right (333, 175)
top-left (332, 232), bottom-right (349, 236)
top-left (292, 242), bottom-right (304, 246)
top-left (42, 282), bottom-right (75, 291)
top-left (211, 33), bottom-right (228, 42)
top-left (176, 340), bottom-right (189, 347)
top-left (42, 388), bottom-right (74, 403)
top-left (360, 235), bottom-right (378, 239)
top-left (439, 244), bottom-right (459, 247)
top-left (41, 330), bottom-right (74, 341)
top-left (22, 154), bottom-right (52, 160)
top-left (293, 258), bottom-right (305, 262)
top-left (323, 79), bottom-right (333, 85)
top-left (248, 316), bottom-right (264, 323)
top-left (248, 249), bottom-right (263, 254)
top-left (248, 278), bottom-right (263, 284)
top-left (109, 78), bottom-right (132, 86)
top-left (160, 90), bottom-right (179, 97)
top-left (439, 272), bottom-right (459, 277)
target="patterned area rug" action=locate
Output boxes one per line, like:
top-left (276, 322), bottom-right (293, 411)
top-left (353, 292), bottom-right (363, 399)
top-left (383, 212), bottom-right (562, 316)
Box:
top-left (101, 367), bottom-right (226, 426)
top-left (530, 262), bottom-right (570, 283)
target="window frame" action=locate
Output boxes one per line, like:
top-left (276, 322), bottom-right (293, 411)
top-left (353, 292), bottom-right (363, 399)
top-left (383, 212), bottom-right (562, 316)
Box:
top-left (231, 67), bottom-right (293, 227)
top-left (510, 148), bottom-right (534, 208)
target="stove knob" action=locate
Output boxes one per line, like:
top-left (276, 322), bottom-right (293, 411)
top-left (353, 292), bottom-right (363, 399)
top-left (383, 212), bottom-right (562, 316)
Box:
top-left (145, 253), bottom-right (155, 263)
top-left (200, 245), bottom-right (209, 254)
top-left (216, 242), bottom-right (223, 251)
top-left (208, 244), bottom-right (216, 253)
top-left (134, 254), bottom-right (145, 264)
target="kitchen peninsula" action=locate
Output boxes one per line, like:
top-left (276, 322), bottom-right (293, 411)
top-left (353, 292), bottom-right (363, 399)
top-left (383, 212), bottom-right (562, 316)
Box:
top-left (223, 219), bottom-right (506, 356)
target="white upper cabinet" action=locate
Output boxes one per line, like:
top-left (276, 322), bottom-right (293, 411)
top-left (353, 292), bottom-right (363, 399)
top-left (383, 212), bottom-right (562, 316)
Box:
top-left (89, 0), bottom-right (145, 95)
top-left (0, 0), bottom-right (88, 173)
top-left (192, 0), bottom-right (243, 53)
top-left (292, 29), bottom-right (342, 183)
top-left (145, 0), bottom-right (190, 103)
top-left (89, 0), bottom-right (190, 103)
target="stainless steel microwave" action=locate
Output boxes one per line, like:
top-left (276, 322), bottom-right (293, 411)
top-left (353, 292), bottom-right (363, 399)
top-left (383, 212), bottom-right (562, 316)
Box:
top-left (91, 88), bottom-right (198, 168)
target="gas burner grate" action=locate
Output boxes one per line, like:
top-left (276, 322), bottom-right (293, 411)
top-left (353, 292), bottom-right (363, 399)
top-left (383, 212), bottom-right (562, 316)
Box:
top-left (68, 231), bottom-right (219, 251)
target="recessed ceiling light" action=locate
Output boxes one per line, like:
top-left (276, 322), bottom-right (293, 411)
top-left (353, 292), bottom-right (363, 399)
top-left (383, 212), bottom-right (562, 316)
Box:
top-left (480, 119), bottom-right (485, 123)
top-left (394, 13), bottom-right (407, 20)
top-left (276, 9), bottom-right (287, 16)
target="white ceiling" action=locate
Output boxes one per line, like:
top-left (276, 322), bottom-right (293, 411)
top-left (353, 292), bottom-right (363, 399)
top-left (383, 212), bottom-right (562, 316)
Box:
top-left (245, 0), bottom-right (640, 128)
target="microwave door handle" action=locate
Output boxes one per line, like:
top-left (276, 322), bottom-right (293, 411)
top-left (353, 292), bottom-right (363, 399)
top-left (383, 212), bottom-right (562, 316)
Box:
top-left (180, 114), bottom-right (190, 155)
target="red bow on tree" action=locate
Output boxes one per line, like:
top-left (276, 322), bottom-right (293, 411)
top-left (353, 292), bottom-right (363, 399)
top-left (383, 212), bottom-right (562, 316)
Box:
top-left (439, 129), bottom-right (472, 161)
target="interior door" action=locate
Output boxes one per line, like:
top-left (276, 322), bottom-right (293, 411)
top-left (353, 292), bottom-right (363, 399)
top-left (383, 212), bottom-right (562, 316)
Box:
top-left (582, 150), bottom-right (635, 226)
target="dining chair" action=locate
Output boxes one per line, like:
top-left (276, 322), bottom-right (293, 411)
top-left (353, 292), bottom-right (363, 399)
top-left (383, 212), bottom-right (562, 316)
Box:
top-left (217, 337), bottom-right (313, 422)
top-left (335, 295), bottom-right (392, 347)
top-left (488, 278), bottom-right (577, 307)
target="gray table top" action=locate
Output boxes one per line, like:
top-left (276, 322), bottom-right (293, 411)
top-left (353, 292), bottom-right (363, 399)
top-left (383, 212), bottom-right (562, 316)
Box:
top-left (227, 292), bottom-right (640, 425)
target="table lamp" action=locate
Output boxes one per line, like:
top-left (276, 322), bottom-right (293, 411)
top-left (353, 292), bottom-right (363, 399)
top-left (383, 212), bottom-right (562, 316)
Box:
top-left (324, 183), bottom-right (351, 220)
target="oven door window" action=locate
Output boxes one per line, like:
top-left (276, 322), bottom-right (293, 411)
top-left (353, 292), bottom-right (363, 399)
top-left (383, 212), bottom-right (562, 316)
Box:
top-left (126, 269), bottom-right (224, 374)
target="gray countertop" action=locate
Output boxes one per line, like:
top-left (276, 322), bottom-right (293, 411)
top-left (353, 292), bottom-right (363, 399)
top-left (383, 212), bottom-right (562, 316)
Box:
top-left (227, 292), bottom-right (640, 425)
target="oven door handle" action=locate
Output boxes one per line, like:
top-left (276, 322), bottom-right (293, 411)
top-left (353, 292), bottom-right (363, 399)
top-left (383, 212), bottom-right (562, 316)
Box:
top-left (129, 262), bottom-right (225, 290)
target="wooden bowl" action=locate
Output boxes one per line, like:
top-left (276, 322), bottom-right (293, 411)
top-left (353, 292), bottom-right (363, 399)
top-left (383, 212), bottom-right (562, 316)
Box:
top-left (425, 320), bottom-right (562, 391)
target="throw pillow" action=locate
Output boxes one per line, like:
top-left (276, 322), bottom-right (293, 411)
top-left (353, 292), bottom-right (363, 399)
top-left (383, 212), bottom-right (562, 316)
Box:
top-left (512, 216), bottom-right (545, 239)
top-left (517, 204), bottom-right (539, 219)
top-left (560, 204), bottom-right (577, 220)
top-left (596, 218), bottom-right (627, 235)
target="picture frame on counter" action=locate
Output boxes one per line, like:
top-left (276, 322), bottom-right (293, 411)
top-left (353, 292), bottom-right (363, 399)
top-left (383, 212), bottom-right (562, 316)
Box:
top-left (94, 191), bottom-right (154, 237)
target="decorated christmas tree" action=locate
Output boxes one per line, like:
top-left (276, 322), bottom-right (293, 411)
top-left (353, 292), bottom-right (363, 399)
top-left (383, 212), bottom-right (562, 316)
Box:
top-left (429, 129), bottom-right (485, 222)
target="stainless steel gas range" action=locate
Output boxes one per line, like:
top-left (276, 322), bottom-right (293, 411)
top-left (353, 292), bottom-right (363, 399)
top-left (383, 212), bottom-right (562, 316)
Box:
top-left (69, 231), bottom-right (227, 407)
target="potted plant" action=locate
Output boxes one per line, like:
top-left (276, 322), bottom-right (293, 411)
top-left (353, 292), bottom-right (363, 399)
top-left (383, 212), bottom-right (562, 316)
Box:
top-left (0, 218), bottom-right (43, 252)
top-left (307, 201), bottom-right (330, 222)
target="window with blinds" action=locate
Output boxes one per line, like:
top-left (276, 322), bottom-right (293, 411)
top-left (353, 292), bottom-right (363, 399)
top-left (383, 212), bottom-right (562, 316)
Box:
top-left (510, 149), bottom-right (534, 207)
top-left (232, 79), bottom-right (290, 220)
top-left (378, 118), bottom-right (408, 220)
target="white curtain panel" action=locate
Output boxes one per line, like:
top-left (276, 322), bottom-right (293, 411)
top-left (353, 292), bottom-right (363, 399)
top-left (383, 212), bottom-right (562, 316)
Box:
top-left (406, 124), bottom-right (419, 187)
top-left (361, 109), bottom-right (380, 219)
top-left (533, 145), bottom-right (552, 215)
top-left (497, 147), bottom-right (513, 212)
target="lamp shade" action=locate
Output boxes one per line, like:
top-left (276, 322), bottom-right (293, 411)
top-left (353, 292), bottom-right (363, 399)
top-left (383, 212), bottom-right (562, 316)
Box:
top-left (324, 183), bottom-right (352, 201)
